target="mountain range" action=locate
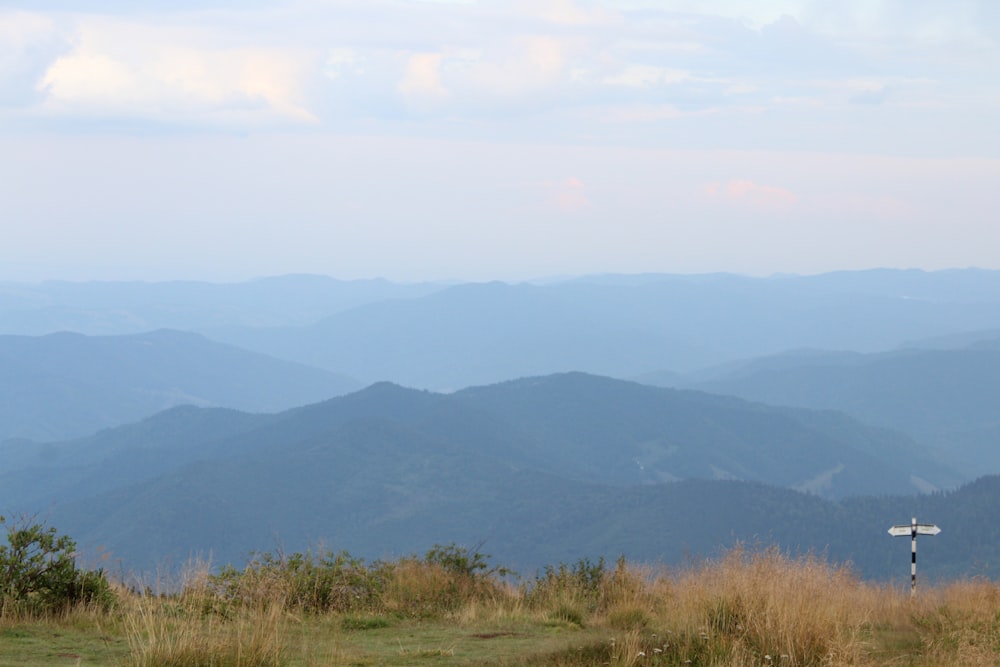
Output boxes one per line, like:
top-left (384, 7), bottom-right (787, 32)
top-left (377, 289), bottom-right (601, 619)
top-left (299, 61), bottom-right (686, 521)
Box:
top-left (3, 269), bottom-right (1000, 582)
top-left (0, 274), bottom-right (443, 335)
top-left (640, 340), bottom-right (1000, 476)
top-left (0, 373), bottom-right (969, 578)
top-left (0, 329), bottom-right (359, 441)
top-left (6, 269), bottom-right (1000, 390)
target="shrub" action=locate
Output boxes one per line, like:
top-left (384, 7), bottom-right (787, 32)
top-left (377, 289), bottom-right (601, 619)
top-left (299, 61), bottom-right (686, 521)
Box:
top-left (371, 544), bottom-right (512, 618)
top-left (424, 542), bottom-right (511, 579)
top-left (209, 549), bottom-right (388, 615)
top-left (527, 557), bottom-right (607, 612)
top-left (0, 515), bottom-right (114, 615)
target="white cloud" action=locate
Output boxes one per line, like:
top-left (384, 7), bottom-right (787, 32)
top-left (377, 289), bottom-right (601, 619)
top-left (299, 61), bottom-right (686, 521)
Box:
top-left (41, 51), bottom-right (133, 102)
top-left (544, 176), bottom-right (591, 212)
top-left (324, 48), bottom-right (363, 80)
top-left (0, 10), bottom-right (63, 106)
top-left (0, 0), bottom-right (995, 159)
top-left (398, 52), bottom-right (449, 106)
top-left (32, 17), bottom-right (318, 125)
top-left (450, 35), bottom-right (574, 97)
top-left (0, 11), bottom-right (55, 55)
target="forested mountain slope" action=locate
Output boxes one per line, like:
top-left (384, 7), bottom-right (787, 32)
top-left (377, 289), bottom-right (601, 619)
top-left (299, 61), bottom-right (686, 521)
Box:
top-left (655, 344), bottom-right (1000, 476)
top-left (0, 374), bottom-right (970, 577)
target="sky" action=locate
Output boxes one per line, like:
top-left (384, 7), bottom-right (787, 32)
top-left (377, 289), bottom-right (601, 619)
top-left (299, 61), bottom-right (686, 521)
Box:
top-left (1, 0), bottom-right (998, 282)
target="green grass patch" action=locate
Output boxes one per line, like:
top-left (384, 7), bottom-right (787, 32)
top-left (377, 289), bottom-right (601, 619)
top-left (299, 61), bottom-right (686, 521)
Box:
top-left (340, 614), bottom-right (393, 631)
top-left (0, 621), bottom-right (128, 667)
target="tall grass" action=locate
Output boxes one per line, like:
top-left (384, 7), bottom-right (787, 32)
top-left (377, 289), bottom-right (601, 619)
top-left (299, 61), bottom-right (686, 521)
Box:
top-left (911, 579), bottom-right (1000, 665)
top-left (661, 545), bottom-right (879, 664)
top-left (121, 575), bottom-right (287, 667)
top-left (10, 545), bottom-right (1000, 666)
top-left (119, 563), bottom-right (287, 667)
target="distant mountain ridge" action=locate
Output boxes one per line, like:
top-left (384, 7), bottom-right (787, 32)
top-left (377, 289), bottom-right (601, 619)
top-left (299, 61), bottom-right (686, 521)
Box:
top-left (0, 329), bottom-right (360, 441)
top-left (7, 269), bottom-right (1000, 390)
top-left (204, 269), bottom-right (1000, 389)
top-left (0, 274), bottom-right (445, 335)
top-left (648, 342), bottom-right (1000, 476)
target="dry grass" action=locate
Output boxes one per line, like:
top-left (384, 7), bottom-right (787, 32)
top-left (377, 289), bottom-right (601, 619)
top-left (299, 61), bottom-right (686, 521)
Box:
top-left (119, 567), bottom-right (288, 667)
top-left (660, 545), bottom-right (880, 665)
top-left (908, 579), bottom-right (1000, 666)
top-left (121, 600), bottom-right (287, 667)
top-left (7, 547), bottom-right (1000, 666)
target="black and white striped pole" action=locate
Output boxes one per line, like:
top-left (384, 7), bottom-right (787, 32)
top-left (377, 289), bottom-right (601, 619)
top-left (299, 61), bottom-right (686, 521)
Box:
top-left (888, 517), bottom-right (940, 597)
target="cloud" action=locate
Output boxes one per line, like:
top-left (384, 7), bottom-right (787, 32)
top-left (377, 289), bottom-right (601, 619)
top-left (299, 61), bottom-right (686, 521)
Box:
top-left (394, 33), bottom-right (581, 113)
top-left (1, 0), bottom-right (996, 159)
top-left (704, 178), bottom-right (797, 207)
top-left (33, 17), bottom-right (318, 125)
top-left (452, 35), bottom-right (573, 97)
top-left (544, 176), bottom-right (591, 212)
top-left (0, 11), bottom-right (64, 107)
top-left (398, 52), bottom-right (449, 106)
top-left (324, 48), bottom-right (363, 81)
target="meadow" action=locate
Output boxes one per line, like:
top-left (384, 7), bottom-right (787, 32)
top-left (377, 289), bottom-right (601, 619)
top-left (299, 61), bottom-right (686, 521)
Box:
top-left (2, 544), bottom-right (999, 666)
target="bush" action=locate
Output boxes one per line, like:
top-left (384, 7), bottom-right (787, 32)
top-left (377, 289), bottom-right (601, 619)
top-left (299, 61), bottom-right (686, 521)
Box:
top-left (424, 542), bottom-right (511, 579)
top-left (0, 515), bottom-right (114, 615)
top-left (527, 557), bottom-right (607, 612)
top-left (208, 549), bottom-right (389, 615)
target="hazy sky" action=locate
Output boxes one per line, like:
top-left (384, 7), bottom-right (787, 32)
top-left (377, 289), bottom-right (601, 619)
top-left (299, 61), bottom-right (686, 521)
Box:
top-left (1, 0), bottom-right (998, 282)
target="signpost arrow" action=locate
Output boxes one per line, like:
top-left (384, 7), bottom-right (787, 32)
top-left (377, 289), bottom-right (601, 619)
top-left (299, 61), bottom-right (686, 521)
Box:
top-left (888, 524), bottom-right (941, 537)
top-left (888, 517), bottom-right (940, 597)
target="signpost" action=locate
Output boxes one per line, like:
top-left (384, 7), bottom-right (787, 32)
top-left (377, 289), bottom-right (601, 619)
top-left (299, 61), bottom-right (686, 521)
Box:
top-left (888, 517), bottom-right (940, 597)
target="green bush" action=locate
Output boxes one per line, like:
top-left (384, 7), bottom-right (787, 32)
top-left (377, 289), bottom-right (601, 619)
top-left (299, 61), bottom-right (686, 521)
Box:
top-left (0, 515), bottom-right (114, 615)
top-left (527, 557), bottom-right (607, 611)
top-left (424, 542), bottom-right (511, 579)
top-left (209, 549), bottom-right (389, 614)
